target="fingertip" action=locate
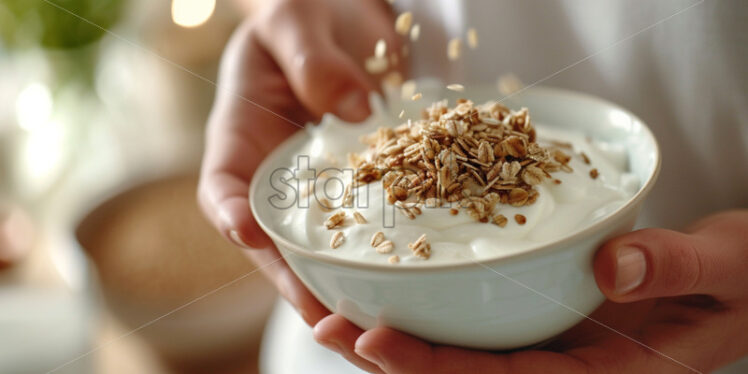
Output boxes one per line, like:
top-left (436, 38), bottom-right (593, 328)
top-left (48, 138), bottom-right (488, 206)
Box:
top-left (354, 327), bottom-right (412, 367)
top-left (335, 89), bottom-right (371, 123)
top-left (353, 329), bottom-right (379, 360)
top-left (314, 315), bottom-right (384, 373)
top-left (314, 314), bottom-right (366, 347)
top-left (313, 314), bottom-right (344, 343)
top-left (217, 196), bottom-right (272, 249)
top-left (595, 233), bottom-right (652, 301)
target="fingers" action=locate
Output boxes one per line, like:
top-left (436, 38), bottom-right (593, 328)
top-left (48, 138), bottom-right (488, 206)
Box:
top-left (244, 247), bottom-right (330, 326)
top-left (313, 315), bottom-right (384, 373)
top-left (199, 168), bottom-right (270, 249)
top-left (353, 327), bottom-right (585, 374)
top-left (255, 1), bottom-right (375, 122)
top-left (594, 211), bottom-right (748, 301)
top-left (199, 19), bottom-right (301, 248)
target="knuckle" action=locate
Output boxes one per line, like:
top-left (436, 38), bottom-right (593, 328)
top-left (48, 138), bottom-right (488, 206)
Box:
top-left (660, 234), bottom-right (703, 294)
top-left (295, 51), bottom-right (341, 90)
top-left (297, 51), bottom-right (335, 76)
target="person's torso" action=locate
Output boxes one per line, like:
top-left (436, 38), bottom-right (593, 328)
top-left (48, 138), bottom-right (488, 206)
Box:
top-left (396, 0), bottom-right (748, 229)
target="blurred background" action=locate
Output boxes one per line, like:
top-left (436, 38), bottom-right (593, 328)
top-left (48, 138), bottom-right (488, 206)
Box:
top-left (0, 1), bottom-right (278, 373)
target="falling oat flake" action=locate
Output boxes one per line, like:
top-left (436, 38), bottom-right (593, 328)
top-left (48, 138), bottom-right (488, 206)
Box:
top-left (447, 38), bottom-right (462, 60)
top-left (395, 12), bottom-right (413, 35)
top-left (467, 28), bottom-right (478, 49)
top-left (375, 39), bottom-right (387, 58)
top-left (365, 56), bottom-right (388, 74)
top-left (410, 23), bottom-right (421, 41)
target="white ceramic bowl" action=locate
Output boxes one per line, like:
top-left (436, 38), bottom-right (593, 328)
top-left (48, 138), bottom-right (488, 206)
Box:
top-left (250, 85), bottom-right (660, 350)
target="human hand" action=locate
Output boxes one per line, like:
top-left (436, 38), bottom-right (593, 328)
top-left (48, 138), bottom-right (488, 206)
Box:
top-left (313, 210), bottom-right (748, 373)
top-left (198, 0), bottom-right (402, 353)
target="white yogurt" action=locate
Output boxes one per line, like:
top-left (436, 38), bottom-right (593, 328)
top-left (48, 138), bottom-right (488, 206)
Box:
top-left (269, 109), bottom-right (639, 265)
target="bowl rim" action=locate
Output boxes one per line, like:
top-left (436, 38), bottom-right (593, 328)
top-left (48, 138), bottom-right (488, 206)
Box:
top-left (249, 86), bottom-right (662, 272)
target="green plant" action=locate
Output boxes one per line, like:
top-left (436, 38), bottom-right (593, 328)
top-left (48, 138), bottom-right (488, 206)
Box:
top-left (0, 0), bottom-right (124, 50)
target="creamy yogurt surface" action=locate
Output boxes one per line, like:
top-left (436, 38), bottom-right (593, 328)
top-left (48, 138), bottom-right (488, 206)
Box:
top-left (269, 102), bottom-right (639, 265)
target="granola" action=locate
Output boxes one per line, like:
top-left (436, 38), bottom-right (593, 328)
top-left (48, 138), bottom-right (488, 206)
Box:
top-left (351, 100), bottom-right (572, 227)
top-left (330, 231), bottom-right (345, 249)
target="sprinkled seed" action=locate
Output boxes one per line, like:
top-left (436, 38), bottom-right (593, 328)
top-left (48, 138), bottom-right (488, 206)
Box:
top-left (391, 185), bottom-right (409, 200)
top-left (467, 28), bottom-right (478, 49)
top-left (375, 38), bottom-right (387, 58)
top-left (581, 152), bottom-right (591, 164)
top-left (492, 214), bottom-right (508, 227)
top-left (447, 38), bottom-right (462, 60)
top-left (508, 188), bottom-right (529, 206)
top-left (395, 12), bottom-right (413, 35)
top-left (449, 208), bottom-right (459, 215)
top-left (553, 150), bottom-right (571, 165)
top-left (365, 56), bottom-right (388, 74)
top-left (553, 179), bottom-right (562, 185)
top-left (353, 211), bottom-right (367, 224)
top-left (330, 231), bottom-right (345, 249)
top-left (514, 214), bottom-right (527, 225)
top-left (411, 92), bottom-right (423, 101)
top-left (342, 183), bottom-right (354, 207)
top-left (388, 255), bottom-right (400, 264)
top-left (447, 83), bottom-right (465, 92)
top-left (398, 204), bottom-right (417, 219)
top-left (408, 233), bottom-right (431, 259)
top-left (521, 165), bottom-right (546, 185)
top-left (410, 23), bottom-right (421, 41)
top-left (376, 240), bottom-right (395, 254)
top-left (325, 211), bottom-right (346, 229)
top-left (370, 231), bottom-right (385, 247)
top-left (589, 168), bottom-right (599, 179)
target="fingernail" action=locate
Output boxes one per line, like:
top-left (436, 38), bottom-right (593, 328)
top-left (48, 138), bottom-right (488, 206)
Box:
top-left (336, 90), bottom-right (369, 122)
top-left (229, 229), bottom-right (251, 248)
top-left (615, 246), bottom-right (647, 295)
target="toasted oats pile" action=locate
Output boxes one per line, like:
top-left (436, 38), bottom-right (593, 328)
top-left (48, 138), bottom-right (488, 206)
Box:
top-left (349, 100), bottom-right (573, 226)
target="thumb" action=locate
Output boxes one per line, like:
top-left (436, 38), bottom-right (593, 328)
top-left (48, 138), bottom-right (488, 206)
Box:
top-left (594, 226), bottom-right (746, 302)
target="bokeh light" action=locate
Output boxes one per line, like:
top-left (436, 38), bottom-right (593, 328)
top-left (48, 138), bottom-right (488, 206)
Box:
top-left (171, 0), bottom-right (216, 28)
top-left (15, 82), bottom-right (52, 132)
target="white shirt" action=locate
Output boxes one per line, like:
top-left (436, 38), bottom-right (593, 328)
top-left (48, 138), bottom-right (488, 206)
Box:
top-left (397, 0), bottom-right (748, 229)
